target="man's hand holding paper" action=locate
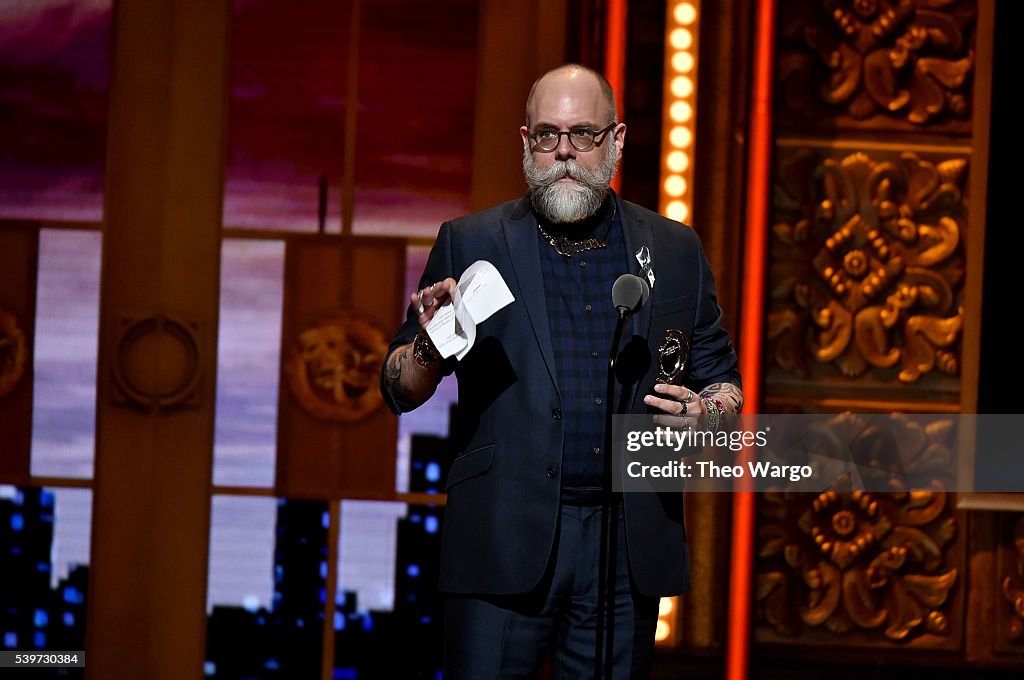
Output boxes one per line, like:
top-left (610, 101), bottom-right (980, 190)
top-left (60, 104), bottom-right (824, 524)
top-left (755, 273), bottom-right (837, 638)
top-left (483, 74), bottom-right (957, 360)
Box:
top-left (425, 260), bottom-right (515, 360)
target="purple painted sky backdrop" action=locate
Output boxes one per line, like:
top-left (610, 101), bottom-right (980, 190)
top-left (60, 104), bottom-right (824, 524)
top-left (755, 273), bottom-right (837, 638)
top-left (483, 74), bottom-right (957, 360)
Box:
top-left (2, 0), bottom-right (476, 614)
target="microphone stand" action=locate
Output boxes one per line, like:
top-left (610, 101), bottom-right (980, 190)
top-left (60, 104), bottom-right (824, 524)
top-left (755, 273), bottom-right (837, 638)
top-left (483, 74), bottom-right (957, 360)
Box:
top-left (595, 306), bottom-right (630, 679)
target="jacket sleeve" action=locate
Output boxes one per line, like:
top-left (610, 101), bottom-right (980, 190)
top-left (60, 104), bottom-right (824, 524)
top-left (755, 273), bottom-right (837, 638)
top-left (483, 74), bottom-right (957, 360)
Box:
top-left (686, 234), bottom-right (742, 393)
top-left (379, 221), bottom-right (458, 415)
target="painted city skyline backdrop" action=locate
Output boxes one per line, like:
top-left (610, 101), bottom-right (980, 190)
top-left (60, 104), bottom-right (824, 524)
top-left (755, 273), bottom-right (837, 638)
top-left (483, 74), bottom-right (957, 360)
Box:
top-left (2, 0), bottom-right (477, 616)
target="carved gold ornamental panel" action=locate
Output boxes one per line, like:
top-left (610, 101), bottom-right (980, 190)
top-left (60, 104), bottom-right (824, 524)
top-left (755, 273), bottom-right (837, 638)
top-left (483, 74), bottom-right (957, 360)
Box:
top-left (752, 0), bottom-right (1010, 666)
top-left (757, 490), bottom-right (962, 647)
top-left (767, 148), bottom-right (967, 392)
top-left (997, 514), bottom-right (1024, 654)
top-left (776, 0), bottom-right (976, 133)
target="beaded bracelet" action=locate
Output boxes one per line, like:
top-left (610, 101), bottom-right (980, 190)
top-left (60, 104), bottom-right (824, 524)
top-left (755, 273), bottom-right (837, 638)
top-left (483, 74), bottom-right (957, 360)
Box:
top-left (700, 395), bottom-right (721, 432)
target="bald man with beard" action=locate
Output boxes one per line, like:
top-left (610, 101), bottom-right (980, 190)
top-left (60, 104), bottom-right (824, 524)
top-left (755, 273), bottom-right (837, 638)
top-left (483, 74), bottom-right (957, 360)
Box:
top-left (382, 64), bottom-right (742, 678)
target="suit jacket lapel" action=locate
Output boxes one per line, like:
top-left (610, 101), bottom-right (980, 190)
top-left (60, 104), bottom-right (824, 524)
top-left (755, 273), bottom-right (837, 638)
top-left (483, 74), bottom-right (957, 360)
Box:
top-left (502, 199), bottom-right (560, 393)
top-left (618, 196), bottom-right (655, 412)
top-left (619, 197), bottom-right (655, 347)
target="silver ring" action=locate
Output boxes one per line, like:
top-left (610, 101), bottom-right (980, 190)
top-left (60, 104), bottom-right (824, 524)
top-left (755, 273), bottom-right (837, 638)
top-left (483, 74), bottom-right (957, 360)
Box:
top-left (684, 389), bottom-right (694, 401)
top-left (679, 401), bottom-right (687, 415)
top-left (417, 289), bottom-right (425, 315)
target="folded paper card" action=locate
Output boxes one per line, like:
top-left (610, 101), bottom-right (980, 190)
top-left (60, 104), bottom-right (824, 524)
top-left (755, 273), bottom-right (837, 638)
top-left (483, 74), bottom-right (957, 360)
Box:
top-left (425, 260), bottom-right (515, 360)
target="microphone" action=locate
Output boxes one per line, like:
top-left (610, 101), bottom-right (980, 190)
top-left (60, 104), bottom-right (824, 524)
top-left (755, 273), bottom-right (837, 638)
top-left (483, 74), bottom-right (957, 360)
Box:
top-left (611, 274), bottom-right (650, 317)
top-left (599, 277), bottom-right (650, 674)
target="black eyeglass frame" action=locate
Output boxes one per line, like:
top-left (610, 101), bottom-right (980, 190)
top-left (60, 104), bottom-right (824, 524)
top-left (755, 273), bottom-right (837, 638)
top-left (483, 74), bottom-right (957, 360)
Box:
top-left (529, 122), bottom-right (617, 152)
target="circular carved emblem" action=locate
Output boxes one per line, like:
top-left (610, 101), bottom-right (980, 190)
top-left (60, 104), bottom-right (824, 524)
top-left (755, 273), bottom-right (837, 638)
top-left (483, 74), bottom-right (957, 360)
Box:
top-left (285, 314), bottom-right (388, 422)
top-left (0, 307), bottom-right (28, 398)
top-left (111, 315), bottom-right (203, 410)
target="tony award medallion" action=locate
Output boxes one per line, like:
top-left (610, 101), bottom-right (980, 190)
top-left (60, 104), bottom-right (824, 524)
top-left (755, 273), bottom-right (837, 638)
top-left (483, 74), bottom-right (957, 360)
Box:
top-left (656, 329), bottom-right (690, 384)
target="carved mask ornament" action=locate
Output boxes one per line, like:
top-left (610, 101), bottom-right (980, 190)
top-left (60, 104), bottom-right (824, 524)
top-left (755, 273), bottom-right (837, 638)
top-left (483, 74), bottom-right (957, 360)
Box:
top-left (286, 315), bottom-right (388, 422)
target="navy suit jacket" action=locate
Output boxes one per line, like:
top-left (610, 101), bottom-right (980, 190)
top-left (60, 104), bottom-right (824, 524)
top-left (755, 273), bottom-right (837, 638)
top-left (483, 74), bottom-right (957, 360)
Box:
top-left (382, 194), bottom-right (740, 598)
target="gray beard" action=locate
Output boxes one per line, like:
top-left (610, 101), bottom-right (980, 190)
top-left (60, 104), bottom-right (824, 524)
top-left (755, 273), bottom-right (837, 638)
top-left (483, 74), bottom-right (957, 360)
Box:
top-left (523, 143), bottom-right (619, 224)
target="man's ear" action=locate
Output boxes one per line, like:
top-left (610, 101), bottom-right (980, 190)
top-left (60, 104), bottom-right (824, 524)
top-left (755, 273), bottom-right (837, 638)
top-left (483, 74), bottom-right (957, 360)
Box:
top-left (614, 123), bottom-right (627, 151)
top-left (520, 126), bottom-right (532, 152)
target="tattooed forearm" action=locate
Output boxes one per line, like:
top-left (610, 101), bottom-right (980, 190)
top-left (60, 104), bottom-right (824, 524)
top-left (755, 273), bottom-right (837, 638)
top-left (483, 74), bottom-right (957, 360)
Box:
top-left (384, 341), bottom-right (443, 410)
top-left (699, 382), bottom-right (744, 414)
top-left (385, 348), bottom-right (405, 383)
top-left (385, 347), bottom-right (416, 403)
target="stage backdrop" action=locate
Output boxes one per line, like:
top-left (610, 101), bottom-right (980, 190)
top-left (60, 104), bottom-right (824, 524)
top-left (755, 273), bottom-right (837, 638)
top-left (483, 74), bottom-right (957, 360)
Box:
top-left (0, 225), bottom-right (38, 484)
top-left (275, 236), bottom-right (406, 499)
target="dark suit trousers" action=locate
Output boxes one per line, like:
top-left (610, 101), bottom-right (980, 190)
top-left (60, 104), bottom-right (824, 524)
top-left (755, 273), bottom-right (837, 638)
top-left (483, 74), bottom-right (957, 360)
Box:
top-left (443, 502), bottom-right (660, 679)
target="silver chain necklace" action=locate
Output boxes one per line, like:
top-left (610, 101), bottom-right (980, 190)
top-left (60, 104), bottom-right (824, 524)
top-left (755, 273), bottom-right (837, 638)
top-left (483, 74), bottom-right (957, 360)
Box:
top-left (536, 203), bottom-right (617, 257)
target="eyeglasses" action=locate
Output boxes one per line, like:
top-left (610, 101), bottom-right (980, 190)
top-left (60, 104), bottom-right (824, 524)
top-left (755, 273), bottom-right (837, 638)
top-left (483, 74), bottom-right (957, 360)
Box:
top-left (530, 123), bottom-right (616, 152)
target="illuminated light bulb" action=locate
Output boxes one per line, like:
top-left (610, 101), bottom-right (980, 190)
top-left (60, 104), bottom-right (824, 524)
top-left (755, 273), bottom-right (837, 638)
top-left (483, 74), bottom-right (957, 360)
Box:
top-left (672, 51), bottom-right (695, 74)
top-left (666, 201), bottom-right (689, 223)
top-left (671, 76), bottom-right (694, 98)
top-left (674, 2), bottom-right (698, 25)
top-left (669, 126), bottom-right (692, 148)
top-left (666, 151), bottom-right (690, 173)
top-left (670, 101), bottom-right (693, 123)
top-left (669, 28), bottom-right (693, 50)
top-left (659, 598), bottom-right (674, 616)
top-left (655, 620), bottom-right (671, 641)
top-left (664, 175), bottom-right (687, 197)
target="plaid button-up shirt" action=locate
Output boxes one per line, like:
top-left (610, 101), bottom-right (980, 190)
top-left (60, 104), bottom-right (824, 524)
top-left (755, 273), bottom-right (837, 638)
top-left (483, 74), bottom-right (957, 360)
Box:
top-left (538, 201), bottom-right (629, 489)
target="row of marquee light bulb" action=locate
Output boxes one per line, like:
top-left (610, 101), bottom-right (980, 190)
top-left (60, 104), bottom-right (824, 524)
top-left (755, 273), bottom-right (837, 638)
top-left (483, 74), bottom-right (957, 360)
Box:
top-left (656, 0), bottom-right (699, 646)
top-left (661, 0), bottom-right (699, 227)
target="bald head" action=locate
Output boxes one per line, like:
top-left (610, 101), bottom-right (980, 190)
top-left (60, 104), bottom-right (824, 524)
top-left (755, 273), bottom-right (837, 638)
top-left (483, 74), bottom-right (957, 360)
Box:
top-left (520, 64), bottom-right (625, 224)
top-left (524, 64), bottom-right (617, 129)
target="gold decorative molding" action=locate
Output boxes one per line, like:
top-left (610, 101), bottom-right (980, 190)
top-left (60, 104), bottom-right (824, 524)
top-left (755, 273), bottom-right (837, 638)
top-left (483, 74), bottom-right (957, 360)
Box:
top-left (111, 314), bottom-right (203, 411)
top-left (0, 306), bottom-right (28, 399)
top-left (757, 490), bottom-right (959, 644)
top-left (778, 0), bottom-right (976, 130)
top-left (1002, 516), bottom-right (1024, 644)
top-left (284, 314), bottom-right (388, 423)
top-left (768, 149), bottom-right (965, 388)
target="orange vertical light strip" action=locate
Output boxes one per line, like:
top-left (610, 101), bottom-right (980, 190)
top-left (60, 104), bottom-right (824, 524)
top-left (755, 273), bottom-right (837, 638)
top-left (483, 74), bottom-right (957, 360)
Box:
top-left (604, 0), bottom-right (627, 193)
top-left (727, 0), bottom-right (776, 679)
top-left (659, 2), bottom-right (700, 226)
top-left (657, 2), bottom-right (701, 644)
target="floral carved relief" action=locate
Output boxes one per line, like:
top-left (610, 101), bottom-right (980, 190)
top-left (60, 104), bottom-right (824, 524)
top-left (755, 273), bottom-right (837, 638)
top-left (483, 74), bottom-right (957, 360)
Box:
top-left (778, 0), bottom-right (976, 129)
top-left (1002, 516), bottom-right (1024, 643)
top-left (768, 149), bottom-right (965, 385)
top-left (757, 490), bottom-right (958, 643)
